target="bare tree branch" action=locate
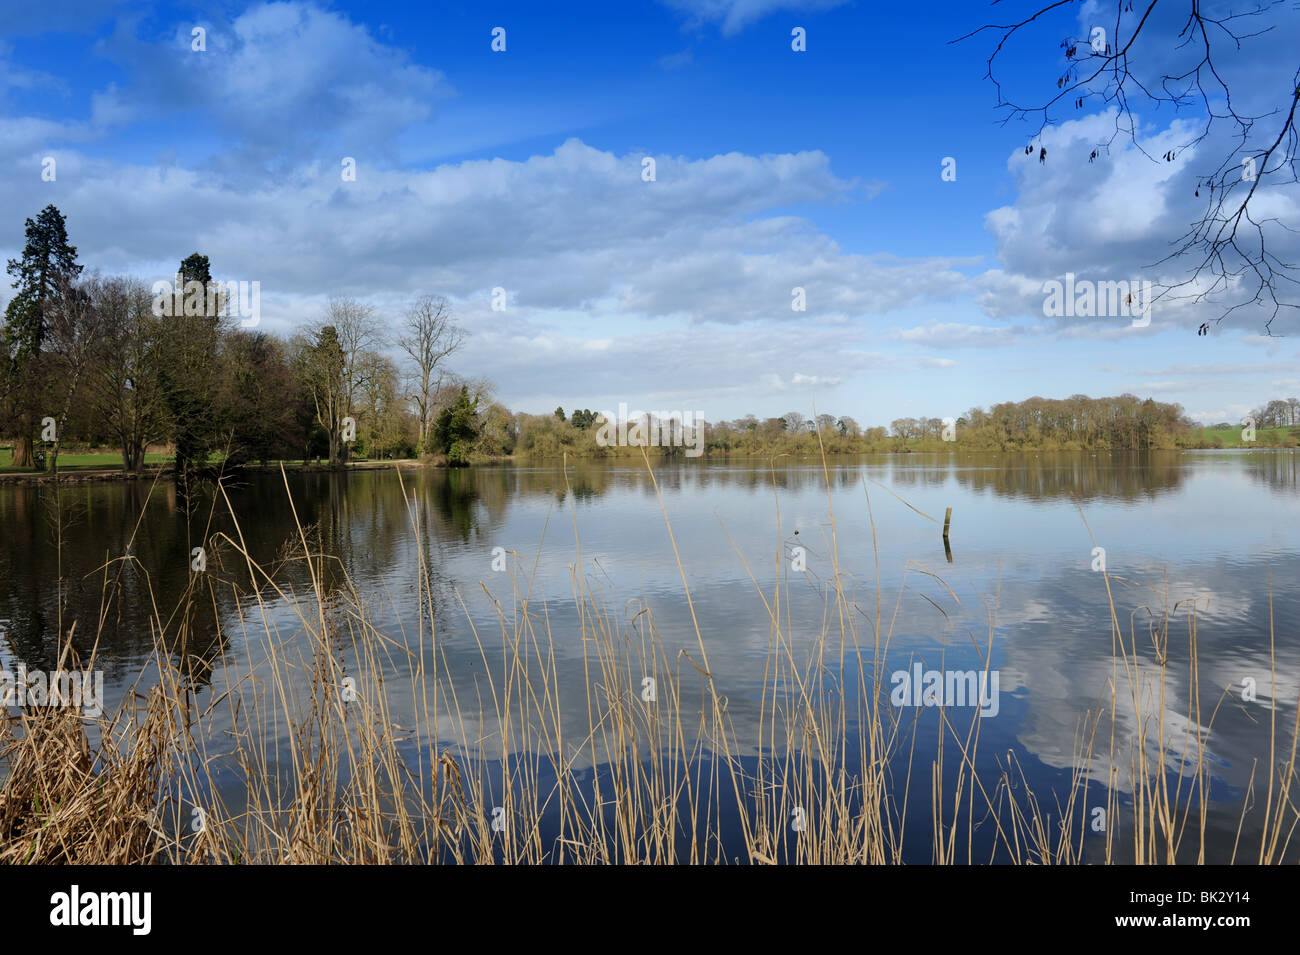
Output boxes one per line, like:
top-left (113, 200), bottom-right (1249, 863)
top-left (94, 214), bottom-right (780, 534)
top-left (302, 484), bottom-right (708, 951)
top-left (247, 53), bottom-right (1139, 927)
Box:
top-left (956, 1), bottom-right (1300, 333)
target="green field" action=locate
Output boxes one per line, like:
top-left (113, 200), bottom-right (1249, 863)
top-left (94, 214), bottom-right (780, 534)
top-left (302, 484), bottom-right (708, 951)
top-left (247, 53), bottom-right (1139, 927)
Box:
top-left (0, 449), bottom-right (398, 474)
top-left (0, 449), bottom-right (171, 472)
top-left (1187, 426), bottom-right (1300, 448)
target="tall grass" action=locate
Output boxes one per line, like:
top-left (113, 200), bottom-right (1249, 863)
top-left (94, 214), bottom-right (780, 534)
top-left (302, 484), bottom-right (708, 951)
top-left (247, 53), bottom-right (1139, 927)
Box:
top-left (1, 450), bottom-right (1296, 865)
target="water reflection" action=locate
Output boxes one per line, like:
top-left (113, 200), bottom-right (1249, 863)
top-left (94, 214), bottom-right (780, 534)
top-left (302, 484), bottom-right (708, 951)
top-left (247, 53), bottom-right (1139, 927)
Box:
top-left (0, 453), bottom-right (1297, 858)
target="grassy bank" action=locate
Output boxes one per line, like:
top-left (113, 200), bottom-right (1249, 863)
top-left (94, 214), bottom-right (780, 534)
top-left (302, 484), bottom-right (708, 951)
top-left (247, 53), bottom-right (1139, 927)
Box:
top-left (0, 448), bottom-right (433, 480)
top-left (0, 449), bottom-right (171, 473)
top-left (1, 451), bottom-right (1296, 864)
top-left (1181, 426), bottom-right (1300, 449)
top-left (5, 437), bottom-right (1294, 479)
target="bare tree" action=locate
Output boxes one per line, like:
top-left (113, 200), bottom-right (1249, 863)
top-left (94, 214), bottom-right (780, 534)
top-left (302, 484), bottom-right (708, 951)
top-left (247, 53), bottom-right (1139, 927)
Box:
top-left (355, 350), bottom-right (402, 457)
top-left (295, 324), bottom-right (346, 468)
top-left (304, 297), bottom-right (384, 465)
top-left (331, 297), bottom-right (384, 418)
top-left (44, 273), bottom-right (111, 474)
top-left (396, 295), bottom-right (464, 453)
top-left (92, 277), bottom-right (169, 472)
top-left (958, 2), bottom-right (1300, 333)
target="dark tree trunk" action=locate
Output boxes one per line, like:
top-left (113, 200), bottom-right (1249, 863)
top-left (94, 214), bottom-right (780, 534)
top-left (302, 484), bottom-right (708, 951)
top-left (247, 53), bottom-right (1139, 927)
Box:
top-left (11, 418), bottom-right (33, 469)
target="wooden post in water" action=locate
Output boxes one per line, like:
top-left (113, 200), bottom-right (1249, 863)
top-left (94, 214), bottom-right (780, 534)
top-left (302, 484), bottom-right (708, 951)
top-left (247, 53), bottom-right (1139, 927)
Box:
top-left (942, 507), bottom-right (953, 563)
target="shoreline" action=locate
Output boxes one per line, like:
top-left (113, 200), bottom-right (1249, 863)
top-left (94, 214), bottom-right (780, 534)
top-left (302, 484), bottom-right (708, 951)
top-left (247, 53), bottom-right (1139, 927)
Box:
top-left (0, 458), bottom-right (427, 485)
top-left (0, 445), bottom-right (1294, 485)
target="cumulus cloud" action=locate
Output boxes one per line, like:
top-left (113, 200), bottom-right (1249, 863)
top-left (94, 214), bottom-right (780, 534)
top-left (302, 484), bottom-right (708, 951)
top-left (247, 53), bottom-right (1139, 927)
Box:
top-left (978, 109), bottom-right (1300, 336)
top-left (0, 122), bottom-right (968, 408)
top-left (92, 2), bottom-right (450, 172)
top-left (0, 111), bottom-right (978, 330)
top-left (9, 0), bottom-right (1287, 418)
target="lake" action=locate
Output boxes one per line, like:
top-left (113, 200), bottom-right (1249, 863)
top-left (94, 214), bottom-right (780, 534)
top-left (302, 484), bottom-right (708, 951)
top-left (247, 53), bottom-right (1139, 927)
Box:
top-left (1, 450), bottom-right (1297, 862)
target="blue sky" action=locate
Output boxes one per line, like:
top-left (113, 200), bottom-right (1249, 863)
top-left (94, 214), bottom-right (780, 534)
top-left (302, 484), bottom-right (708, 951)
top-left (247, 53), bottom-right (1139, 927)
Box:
top-left (2, 0), bottom-right (1297, 425)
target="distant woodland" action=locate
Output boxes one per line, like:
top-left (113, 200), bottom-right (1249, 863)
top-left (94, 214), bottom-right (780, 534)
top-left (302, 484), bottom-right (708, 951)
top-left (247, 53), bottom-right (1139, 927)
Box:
top-left (4, 205), bottom-right (1296, 478)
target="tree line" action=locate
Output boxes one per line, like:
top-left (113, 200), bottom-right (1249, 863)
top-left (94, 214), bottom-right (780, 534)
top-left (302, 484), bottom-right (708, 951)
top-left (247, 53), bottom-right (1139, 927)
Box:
top-left (6, 207), bottom-right (1293, 481)
top-left (1239, 399), bottom-right (1300, 431)
top-left (490, 394), bottom-right (1228, 458)
top-left (0, 205), bottom-right (504, 490)
top-left (705, 395), bottom-right (1199, 452)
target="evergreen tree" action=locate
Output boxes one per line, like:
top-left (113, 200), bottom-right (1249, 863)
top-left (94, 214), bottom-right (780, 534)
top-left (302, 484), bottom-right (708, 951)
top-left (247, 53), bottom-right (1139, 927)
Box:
top-left (2, 205), bottom-right (81, 468)
top-left (434, 386), bottom-right (480, 465)
top-left (299, 324), bottom-right (348, 468)
top-left (159, 251), bottom-right (222, 502)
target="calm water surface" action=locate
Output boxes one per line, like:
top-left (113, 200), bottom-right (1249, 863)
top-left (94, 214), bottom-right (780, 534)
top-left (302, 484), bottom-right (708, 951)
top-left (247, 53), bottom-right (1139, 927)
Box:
top-left (2, 450), bottom-right (1297, 861)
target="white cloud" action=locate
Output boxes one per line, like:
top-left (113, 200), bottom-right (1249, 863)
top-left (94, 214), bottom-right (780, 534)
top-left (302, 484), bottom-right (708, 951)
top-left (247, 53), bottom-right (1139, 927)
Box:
top-left (0, 137), bottom-right (962, 327)
top-left (1186, 405), bottom-right (1254, 424)
top-left (0, 123), bottom-right (970, 411)
top-left (791, 372), bottom-right (842, 386)
top-left (660, 0), bottom-right (849, 35)
top-left (95, 2), bottom-right (450, 169)
top-left (892, 320), bottom-right (1036, 349)
top-left (979, 110), bottom-right (1300, 336)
